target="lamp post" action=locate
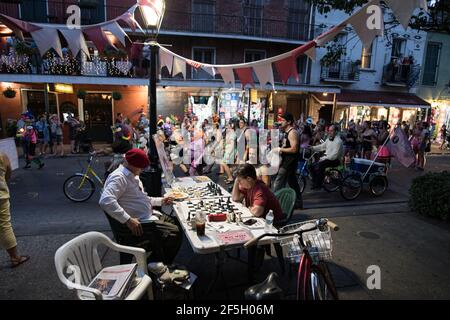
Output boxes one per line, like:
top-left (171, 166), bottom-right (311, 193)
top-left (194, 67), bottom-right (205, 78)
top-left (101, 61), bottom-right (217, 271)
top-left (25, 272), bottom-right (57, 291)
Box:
top-left (138, 0), bottom-right (165, 135)
top-left (137, 0), bottom-right (165, 196)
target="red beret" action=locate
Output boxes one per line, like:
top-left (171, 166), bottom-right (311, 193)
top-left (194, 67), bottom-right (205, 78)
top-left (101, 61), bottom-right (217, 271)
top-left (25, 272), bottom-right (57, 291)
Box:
top-left (125, 148), bottom-right (150, 169)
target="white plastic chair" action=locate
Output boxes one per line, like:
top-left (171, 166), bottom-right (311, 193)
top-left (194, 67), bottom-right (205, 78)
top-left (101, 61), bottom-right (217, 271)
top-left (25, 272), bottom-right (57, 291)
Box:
top-left (55, 231), bottom-right (153, 300)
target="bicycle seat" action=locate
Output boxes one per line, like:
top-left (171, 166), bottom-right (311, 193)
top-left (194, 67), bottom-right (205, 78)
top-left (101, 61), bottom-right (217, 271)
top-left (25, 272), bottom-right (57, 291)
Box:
top-left (244, 272), bottom-right (283, 300)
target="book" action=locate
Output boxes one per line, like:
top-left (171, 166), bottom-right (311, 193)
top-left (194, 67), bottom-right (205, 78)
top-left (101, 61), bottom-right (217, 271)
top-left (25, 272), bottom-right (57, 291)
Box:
top-left (86, 263), bottom-right (137, 300)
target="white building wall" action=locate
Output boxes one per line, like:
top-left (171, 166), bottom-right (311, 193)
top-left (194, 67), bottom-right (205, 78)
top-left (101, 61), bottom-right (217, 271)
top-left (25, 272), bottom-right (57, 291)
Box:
top-left (310, 7), bottom-right (428, 93)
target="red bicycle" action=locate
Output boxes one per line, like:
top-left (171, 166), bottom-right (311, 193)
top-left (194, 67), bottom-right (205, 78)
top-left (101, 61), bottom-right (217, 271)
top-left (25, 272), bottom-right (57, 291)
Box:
top-left (244, 218), bottom-right (339, 300)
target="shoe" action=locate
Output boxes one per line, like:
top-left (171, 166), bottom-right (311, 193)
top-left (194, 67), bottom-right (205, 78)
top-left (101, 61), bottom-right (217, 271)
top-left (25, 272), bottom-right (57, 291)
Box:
top-left (10, 255), bottom-right (30, 268)
top-left (24, 164), bottom-right (31, 169)
top-left (39, 163), bottom-right (45, 169)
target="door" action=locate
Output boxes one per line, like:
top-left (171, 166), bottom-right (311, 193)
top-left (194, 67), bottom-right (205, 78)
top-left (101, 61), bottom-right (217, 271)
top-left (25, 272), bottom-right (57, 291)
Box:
top-left (287, 96), bottom-right (309, 121)
top-left (83, 93), bottom-right (113, 143)
top-left (319, 105), bottom-right (333, 125)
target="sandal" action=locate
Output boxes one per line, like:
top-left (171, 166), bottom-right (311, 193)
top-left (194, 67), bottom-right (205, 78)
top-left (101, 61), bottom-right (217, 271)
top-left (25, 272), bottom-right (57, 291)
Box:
top-left (225, 178), bottom-right (234, 184)
top-left (11, 255), bottom-right (30, 268)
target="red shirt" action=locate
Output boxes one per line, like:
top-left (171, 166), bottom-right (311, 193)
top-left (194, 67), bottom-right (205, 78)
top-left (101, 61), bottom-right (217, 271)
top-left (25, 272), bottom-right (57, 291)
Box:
top-left (240, 181), bottom-right (283, 221)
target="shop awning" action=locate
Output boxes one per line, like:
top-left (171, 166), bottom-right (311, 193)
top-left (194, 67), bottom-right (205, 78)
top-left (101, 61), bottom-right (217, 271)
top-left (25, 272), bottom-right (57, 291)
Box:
top-left (313, 89), bottom-right (431, 109)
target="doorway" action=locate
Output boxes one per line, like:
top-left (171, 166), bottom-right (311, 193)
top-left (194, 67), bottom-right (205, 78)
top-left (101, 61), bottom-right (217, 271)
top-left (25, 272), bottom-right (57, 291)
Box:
top-left (83, 93), bottom-right (113, 143)
top-left (318, 105), bottom-right (333, 125)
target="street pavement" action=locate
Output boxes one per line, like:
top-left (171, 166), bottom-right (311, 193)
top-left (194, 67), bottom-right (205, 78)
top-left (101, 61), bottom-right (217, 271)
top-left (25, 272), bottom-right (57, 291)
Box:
top-left (1, 153), bottom-right (450, 300)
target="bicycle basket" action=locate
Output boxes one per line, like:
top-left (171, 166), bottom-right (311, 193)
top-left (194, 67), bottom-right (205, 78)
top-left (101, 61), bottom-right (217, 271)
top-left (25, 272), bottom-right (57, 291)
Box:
top-left (278, 220), bottom-right (332, 262)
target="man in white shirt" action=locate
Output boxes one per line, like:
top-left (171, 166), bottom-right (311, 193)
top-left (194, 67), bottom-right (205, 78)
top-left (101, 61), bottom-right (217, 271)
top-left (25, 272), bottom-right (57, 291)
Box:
top-left (99, 148), bottom-right (182, 264)
top-left (310, 125), bottom-right (344, 190)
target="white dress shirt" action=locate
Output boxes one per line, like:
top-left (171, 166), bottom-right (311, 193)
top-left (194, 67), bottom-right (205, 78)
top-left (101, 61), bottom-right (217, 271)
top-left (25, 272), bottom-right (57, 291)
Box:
top-left (312, 136), bottom-right (344, 161)
top-left (99, 165), bottom-right (162, 224)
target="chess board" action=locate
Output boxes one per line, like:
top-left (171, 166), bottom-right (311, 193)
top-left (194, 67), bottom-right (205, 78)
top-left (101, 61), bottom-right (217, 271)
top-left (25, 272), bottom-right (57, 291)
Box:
top-left (180, 198), bottom-right (243, 221)
top-left (175, 182), bottom-right (230, 198)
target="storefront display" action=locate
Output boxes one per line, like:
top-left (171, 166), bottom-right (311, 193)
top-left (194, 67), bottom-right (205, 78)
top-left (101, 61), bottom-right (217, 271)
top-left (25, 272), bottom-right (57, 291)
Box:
top-left (218, 90), bottom-right (247, 126)
top-left (188, 95), bottom-right (216, 127)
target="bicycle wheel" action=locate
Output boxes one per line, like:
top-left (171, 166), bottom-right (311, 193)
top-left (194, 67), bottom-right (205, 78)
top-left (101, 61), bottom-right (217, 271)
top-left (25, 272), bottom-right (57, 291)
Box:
top-left (63, 174), bottom-right (96, 202)
top-left (308, 262), bottom-right (339, 300)
top-left (340, 174), bottom-right (362, 200)
top-left (297, 174), bottom-right (306, 194)
top-left (369, 175), bottom-right (388, 197)
top-left (323, 169), bottom-right (342, 193)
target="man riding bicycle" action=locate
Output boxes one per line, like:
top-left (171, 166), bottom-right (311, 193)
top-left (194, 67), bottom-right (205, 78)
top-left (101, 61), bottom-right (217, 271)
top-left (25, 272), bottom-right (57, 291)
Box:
top-left (309, 124), bottom-right (344, 190)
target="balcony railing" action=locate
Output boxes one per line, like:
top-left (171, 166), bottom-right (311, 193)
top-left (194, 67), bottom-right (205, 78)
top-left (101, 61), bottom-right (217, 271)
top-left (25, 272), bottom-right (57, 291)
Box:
top-left (0, 51), bottom-right (133, 78)
top-left (382, 63), bottom-right (421, 87)
top-left (0, 1), bottom-right (312, 42)
top-left (321, 61), bottom-right (360, 82)
top-left (162, 11), bottom-right (311, 41)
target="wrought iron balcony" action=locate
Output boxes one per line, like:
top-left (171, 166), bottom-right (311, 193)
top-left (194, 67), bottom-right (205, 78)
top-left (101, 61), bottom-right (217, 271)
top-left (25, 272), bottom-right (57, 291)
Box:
top-left (320, 61), bottom-right (361, 82)
top-left (159, 11), bottom-right (311, 41)
top-left (382, 62), bottom-right (421, 87)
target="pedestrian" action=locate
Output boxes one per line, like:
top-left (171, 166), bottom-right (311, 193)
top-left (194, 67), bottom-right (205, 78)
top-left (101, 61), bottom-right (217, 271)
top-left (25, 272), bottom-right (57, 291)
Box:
top-left (439, 124), bottom-right (447, 150)
top-left (361, 121), bottom-right (377, 160)
top-left (0, 152), bottom-right (30, 268)
top-left (67, 114), bottom-right (81, 154)
top-left (376, 120), bottom-right (391, 168)
top-left (35, 115), bottom-right (50, 156)
top-left (417, 122), bottom-right (431, 171)
top-left (50, 115), bottom-right (64, 157)
top-left (272, 112), bottom-right (303, 209)
top-left (22, 125), bottom-right (44, 169)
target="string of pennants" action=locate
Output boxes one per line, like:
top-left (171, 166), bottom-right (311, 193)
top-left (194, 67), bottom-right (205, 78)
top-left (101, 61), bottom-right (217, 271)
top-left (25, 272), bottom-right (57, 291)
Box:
top-left (0, 0), bottom-right (427, 88)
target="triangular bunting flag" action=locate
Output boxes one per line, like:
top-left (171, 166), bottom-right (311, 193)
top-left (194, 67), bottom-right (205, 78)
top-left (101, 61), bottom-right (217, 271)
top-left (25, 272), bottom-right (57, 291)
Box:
top-left (349, 0), bottom-right (383, 49)
top-left (30, 28), bottom-right (62, 57)
top-left (235, 67), bottom-right (254, 88)
top-left (216, 67), bottom-right (235, 87)
top-left (202, 66), bottom-right (216, 77)
top-left (172, 56), bottom-right (186, 79)
top-left (83, 26), bottom-right (112, 53)
top-left (186, 59), bottom-right (203, 70)
top-left (385, 0), bottom-right (428, 30)
top-left (253, 63), bottom-right (274, 89)
top-left (159, 48), bottom-right (174, 73)
top-left (103, 21), bottom-right (128, 47)
top-left (274, 56), bottom-right (299, 84)
top-left (0, 14), bottom-right (41, 33)
top-left (291, 41), bottom-right (316, 59)
top-left (315, 23), bottom-right (346, 47)
top-left (59, 28), bottom-right (90, 58)
top-left (305, 47), bottom-right (316, 61)
top-left (117, 11), bottom-right (138, 32)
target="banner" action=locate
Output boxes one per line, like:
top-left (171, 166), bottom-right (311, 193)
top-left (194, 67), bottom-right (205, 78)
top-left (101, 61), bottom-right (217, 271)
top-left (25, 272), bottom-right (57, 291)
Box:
top-left (385, 0), bottom-right (428, 30)
top-left (172, 56), bottom-right (186, 79)
top-left (31, 28), bottom-right (63, 57)
top-left (253, 63), bottom-right (275, 89)
top-left (387, 127), bottom-right (416, 168)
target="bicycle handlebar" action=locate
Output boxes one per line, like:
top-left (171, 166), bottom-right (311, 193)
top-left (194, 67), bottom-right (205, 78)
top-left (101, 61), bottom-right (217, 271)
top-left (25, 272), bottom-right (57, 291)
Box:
top-left (243, 218), bottom-right (339, 248)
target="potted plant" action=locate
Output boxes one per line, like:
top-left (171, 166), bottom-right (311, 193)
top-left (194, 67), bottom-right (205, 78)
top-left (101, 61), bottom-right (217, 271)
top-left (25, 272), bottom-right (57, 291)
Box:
top-left (77, 88), bottom-right (87, 100)
top-left (79, 0), bottom-right (98, 9)
top-left (112, 91), bottom-right (122, 101)
top-left (3, 87), bottom-right (16, 99)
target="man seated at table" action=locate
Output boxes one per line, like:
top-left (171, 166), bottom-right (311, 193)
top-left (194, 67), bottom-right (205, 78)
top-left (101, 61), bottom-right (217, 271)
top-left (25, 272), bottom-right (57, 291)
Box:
top-left (99, 148), bottom-right (182, 264)
top-left (232, 164), bottom-right (283, 222)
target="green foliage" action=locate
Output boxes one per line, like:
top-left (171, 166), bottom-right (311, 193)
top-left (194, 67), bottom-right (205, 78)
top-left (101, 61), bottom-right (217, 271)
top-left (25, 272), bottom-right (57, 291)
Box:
top-left (112, 91), bottom-right (122, 100)
top-left (409, 171), bottom-right (450, 222)
top-left (14, 41), bottom-right (36, 56)
top-left (2, 87), bottom-right (16, 99)
top-left (77, 88), bottom-right (87, 99)
top-left (5, 119), bottom-right (17, 138)
top-left (320, 43), bottom-right (346, 66)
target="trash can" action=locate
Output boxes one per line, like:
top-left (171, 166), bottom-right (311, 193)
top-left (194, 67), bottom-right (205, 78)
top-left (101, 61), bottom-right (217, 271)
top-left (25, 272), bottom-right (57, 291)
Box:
top-left (140, 166), bottom-right (162, 197)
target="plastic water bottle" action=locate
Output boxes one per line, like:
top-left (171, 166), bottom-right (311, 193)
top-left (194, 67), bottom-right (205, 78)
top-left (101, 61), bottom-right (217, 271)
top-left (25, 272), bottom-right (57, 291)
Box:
top-left (265, 210), bottom-right (274, 233)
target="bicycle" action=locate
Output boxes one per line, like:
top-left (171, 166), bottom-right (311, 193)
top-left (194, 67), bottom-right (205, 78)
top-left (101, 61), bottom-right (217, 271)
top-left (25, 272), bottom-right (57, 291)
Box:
top-left (244, 218), bottom-right (340, 300)
top-left (63, 152), bottom-right (104, 202)
top-left (297, 149), bottom-right (360, 200)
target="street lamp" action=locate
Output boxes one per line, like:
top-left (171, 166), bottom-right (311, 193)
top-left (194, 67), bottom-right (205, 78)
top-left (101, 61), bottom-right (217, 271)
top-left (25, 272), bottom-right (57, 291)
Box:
top-left (138, 0), bottom-right (166, 135)
top-left (138, 0), bottom-right (166, 196)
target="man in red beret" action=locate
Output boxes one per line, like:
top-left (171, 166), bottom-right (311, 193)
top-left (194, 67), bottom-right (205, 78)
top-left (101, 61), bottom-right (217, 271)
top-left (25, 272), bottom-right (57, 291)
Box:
top-left (99, 148), bottom-right (182, 264)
